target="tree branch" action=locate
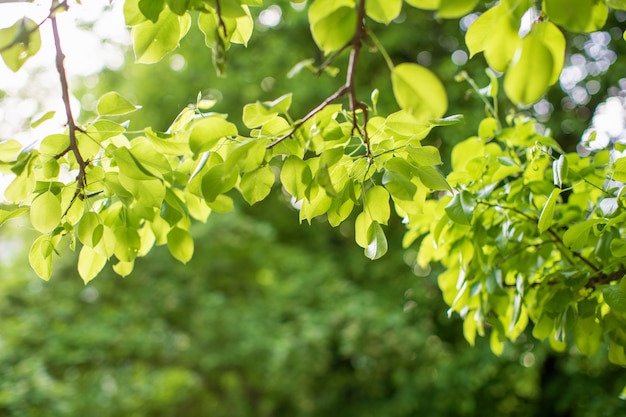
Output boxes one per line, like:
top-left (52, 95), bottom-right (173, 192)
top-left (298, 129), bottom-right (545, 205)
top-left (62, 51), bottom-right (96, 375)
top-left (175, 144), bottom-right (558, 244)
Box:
top-left (50, 2), bottom-right (88, 206)
top-left (267, 0), bottom-right (369, 152)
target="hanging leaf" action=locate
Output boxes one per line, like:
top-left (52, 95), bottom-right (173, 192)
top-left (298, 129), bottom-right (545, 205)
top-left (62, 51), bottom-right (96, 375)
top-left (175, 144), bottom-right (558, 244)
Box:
top-left (78, 245), bottom-right (107, 284)
top-left (364, 221), bottom-right (388, 260)
top-left (167, 227), bottom-right (194, 264)
top-left (391, 63), bottom-right (447, 122)
top-left (538, 188), bottom-right (560, 233)
top-left (30, 191), bottom-right (62, 234)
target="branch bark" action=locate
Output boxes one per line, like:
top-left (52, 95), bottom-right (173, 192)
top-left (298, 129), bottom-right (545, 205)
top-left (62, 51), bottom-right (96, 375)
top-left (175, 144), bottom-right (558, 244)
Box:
top-left (50, 2), bottom-right (88, 205)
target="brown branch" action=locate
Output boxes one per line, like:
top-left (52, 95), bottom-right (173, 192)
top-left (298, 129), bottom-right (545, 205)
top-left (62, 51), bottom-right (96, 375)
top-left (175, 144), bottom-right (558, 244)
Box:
top-left (215, 0), bottom-right (228, 38)
top-left (50, 2), bottom-right (88, 207)
top-left (267, 0), bottom-right (369, 151)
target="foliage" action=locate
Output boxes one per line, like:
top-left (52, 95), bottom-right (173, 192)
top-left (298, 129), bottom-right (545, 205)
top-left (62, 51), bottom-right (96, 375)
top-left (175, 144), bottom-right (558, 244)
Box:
top-left (1, 0), bottom-right (626, 364)
top-left (1, 204), bottom-right (626, 416)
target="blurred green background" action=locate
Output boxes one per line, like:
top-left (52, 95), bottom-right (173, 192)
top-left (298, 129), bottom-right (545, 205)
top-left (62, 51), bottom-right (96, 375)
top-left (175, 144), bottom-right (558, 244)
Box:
top-left (2, 1), bottom-right (626, 416)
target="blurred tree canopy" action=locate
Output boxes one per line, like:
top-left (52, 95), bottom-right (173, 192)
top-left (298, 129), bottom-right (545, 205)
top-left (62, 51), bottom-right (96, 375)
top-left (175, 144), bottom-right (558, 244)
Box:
top-left (1, 1), bottom-right (626, 414)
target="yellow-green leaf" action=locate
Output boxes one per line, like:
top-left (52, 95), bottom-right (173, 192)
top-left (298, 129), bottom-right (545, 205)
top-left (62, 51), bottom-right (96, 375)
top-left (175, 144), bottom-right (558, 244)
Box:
top-left (391, 63), bottom-right (447, 121)
top-left (167, 226), bottom-right (194, 263)
top-left (538, 188), bottom-right (560, 233)
top-left (365, 0), bottom-right (402, 24)
top-left (30, 191), bottom-right (62, 234)
top-left (239, 165), bottom-right (275, 204)
top-left (78, 245), bottom-right (107, 284)
top-left (544, 0), bottom-right (608, 33)
top-left (132, 9), bottom-right (188, 63)
top-left (365, 185), bottom-right (390, 225)
top-left (28, 235), bottom-right (55, 280)
top-left (504, 29), bottom-right (554, 107)
top-left (96, 92), bottom-right (139, 116)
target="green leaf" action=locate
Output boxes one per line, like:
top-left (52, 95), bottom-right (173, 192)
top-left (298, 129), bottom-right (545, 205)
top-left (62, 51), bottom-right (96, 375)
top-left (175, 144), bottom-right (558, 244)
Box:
top-left (437, 0), bottom-right (479, 19)
top-left (604, 286), bottom-right (626, 313)
top-left (445, 190), bottom-right (476, 225)
top-left (544, 0), bottom-right (608, 33)
top-left (404, 0), bottom-right (439, 10)
top-left (465, 4), bottom-right (520, 72)
top-left (478, 117), bottom-right (498, 140)
top-left (113, 147), bottom-right (157, 180)
top-left (613, 157), bottom-right (626, 182)
top-left (189, 116), bottom-right (237, 154)
top-left (96, 92), bottom-right (139, 116)
top-left (28, 235), bottom-right (55, 280)
top-left (391, 63), bottom-right (447, 121)
top-left (309, 0), bottom-right (356, 54)
top-left (416, 166), bottom-right (452, 191)
top-left (0, 139), bottom-right (23, 162)
top-left (242, 102), bottom-right (279, 128)
top-left (0, 18), bottom-right (41, 72)
top-left (364, 221), bottom-right (388, 260)
top-left (280, 156), bottom-right (309, 201)
top-left (365, 0), bottom-right (402, 24)
top-left (139, 0), bottom-right (165, 22)
top-left (30, 111), bottom-right (56, 128)
top-left (239, 165), bottom-right (275, 204)
top-left (405, 146), bottom-right (443, 166)
top-left (504, 27), bottom-right (554, 107)
top-left (365, 185), bottom-right (391, 225)
top-left (113, 227), bottom-right (141, 262)
top-left (0, 207), bottom-right (28, 226)
top-left (201, 164), bottom-right (238, 202)
top-left (538, 188), bottom-right (560, 233)
top-left (78, 245), bottom-right (107, 284)
top-left (167, 226), bottom-right (194, 263)
top-left (132, 9), bottom-right (189, 63)
top-left (30, 191), bottom-right (62, 234)
top-left (563, 220), bottom-right (602, 251)
top-left (113, 260), bottom-right (135, 277)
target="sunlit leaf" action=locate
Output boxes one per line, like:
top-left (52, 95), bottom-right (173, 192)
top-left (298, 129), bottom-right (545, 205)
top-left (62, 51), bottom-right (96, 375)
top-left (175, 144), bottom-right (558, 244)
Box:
top-left (30, 191), bottom-right (62, 234)
top-left (538, 188), bottom-right (560, 233)
top-left (78, 245), bottom-right (107, 284)
top-left (96, 92), bottom-right (140, 116)
top-left (392, 63), bottom-right (447, 121)
top-left (167, 226), bottom-right (194, 263)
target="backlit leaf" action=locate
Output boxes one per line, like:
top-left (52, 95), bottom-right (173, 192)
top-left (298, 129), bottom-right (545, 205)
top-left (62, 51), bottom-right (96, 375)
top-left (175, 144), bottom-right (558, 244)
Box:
top-left (30, 191), bottom-right (62, 234)
top-left (78, 245), bottom-right (107, 284)
top-left (167, 226), bottom-right (194, 263)
top-left (392, 63), bottom-right (447, 121)
top-left (96, 92), bottom-right (139, 116)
